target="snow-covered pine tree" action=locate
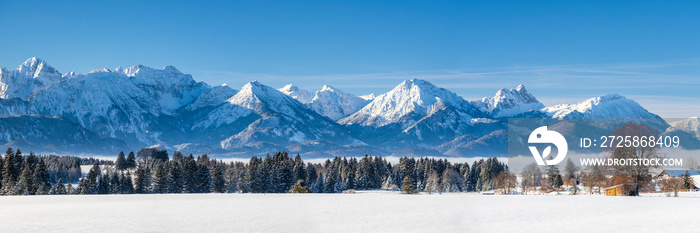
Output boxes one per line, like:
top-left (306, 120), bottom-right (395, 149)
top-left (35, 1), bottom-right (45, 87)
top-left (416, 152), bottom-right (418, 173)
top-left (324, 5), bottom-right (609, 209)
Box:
top-left (0, 156), bottom-right (3, 192)
top-left (277, 153), bottom-right (294, 193)
top-left (312, 176), bottom-right (324, 193)
top-left (33, 159), bottom-right (50, 195)
top-left (126, 151), bottom-right (136, 169)
top-left (546, 165), bottom-right (563, 190)
top-left (262, 155), bottom-right (274, 193)
top-left (196, 164), bottom-right (211, 193)
top-left (183, 155), bottom-right (198, 193)
top-left (466, 161), bottom-right (479, 192)
top-left (134, 164), bottom-right (151, 194)
top-left (98, 173), bottom-right (111, 194)
top-left (355, 155), bottom-right (372, 189)
top-left (110, 171), bottom-right (121, 194)
top-left (12, 149), bottom-right (23, 181)
top-left (167, 159), bottom-right (184, 193)
top-left (344, 164), bottom-right (355, 190)
top-left (123, 171), bottom-right (134, 194)
top-left (211, 163), bottom-right (225, 193)
top-left (323, 170), bottom-right (337, 193)
top-left (399, 157), bottom-right (417, 191)
top-left (306, 163), bottom-right (317, 186)
top-left (115, 151), bottom-right (127, 170)
top-left (81, 163), bottom-right (100, 194)
top-left (293, 154), bottom-right (306, 183)
top-left (2, 150), bottom-right (17, 194)
top-left (54, 178), bottom-right (67, 195)
top-left (152, 162), bottom-right (167, 193)
top-left (246, 156), bottom-right (263, 193)
top-left (15, 163), bottom-right (34, 195)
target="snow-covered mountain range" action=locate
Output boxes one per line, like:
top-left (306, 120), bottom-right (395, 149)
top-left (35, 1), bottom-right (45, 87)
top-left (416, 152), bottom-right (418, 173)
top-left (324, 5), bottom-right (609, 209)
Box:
top-left (0, 57), bottom-right (694, 157)
top-left (279, 84), bottom-right (369, 121)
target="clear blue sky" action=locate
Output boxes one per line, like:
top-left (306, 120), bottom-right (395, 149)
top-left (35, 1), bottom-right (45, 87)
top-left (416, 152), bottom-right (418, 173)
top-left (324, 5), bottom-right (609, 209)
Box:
top-left (1, 0), bottom-right (699, 117)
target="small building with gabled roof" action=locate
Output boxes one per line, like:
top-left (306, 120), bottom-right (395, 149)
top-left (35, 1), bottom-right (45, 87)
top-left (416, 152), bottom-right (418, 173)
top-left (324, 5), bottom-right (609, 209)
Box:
top-left (657, 170), bottom-right (700, 179)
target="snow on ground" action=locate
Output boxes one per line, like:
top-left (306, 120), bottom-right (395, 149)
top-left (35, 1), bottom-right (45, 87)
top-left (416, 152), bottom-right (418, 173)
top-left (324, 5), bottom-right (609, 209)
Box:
top-left (0, 192), bottom-right (698, 232)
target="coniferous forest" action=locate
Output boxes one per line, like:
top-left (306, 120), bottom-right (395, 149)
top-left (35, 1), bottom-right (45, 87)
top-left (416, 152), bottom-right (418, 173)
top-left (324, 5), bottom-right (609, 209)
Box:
top-left (0, 147), bottom-right (509, 195)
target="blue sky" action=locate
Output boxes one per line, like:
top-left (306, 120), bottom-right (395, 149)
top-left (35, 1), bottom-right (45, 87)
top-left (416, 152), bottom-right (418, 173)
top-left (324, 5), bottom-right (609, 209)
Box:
top-left (1, 0), bottom-right (699, 117)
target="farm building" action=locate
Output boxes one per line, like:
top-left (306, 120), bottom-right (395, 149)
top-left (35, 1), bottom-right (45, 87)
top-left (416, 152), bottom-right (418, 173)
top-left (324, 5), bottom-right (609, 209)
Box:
top-left (603, 183), bottom-right (638, 196)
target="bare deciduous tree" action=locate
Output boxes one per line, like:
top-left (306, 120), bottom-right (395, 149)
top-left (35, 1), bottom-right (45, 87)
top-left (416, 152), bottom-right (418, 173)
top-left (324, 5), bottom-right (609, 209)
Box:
top-left (520, 163), bottom-right (542, 194)
top-left (495, 171), bottom-right (517, 194)
top-left (608, 123), bottom-right (661, 196)
top-left (686, 158), bottom-right (699, 170)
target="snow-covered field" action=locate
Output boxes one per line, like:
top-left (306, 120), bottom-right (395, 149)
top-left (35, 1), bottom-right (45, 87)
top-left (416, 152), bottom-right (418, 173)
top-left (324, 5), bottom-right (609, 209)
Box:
top-left (1, 192), bottom-right (698, 232)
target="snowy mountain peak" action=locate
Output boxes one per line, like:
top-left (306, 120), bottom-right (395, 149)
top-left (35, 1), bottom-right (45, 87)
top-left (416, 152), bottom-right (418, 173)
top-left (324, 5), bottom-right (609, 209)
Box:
top-left (89, 68), bottom-right (112, 73)
top-left (278, 84), bottom-right (369, 120)
top-left (478, 84), bottom-right (544, 118)
top-left (19, 57), bottom-right (49, 72)
top-left (339, 79), bottom-right (471, 127)
top-left (242, 80), bottom-right (269, 91)
top-left (122, 64), bottom-right (183, 78)
top-left (229, 81), bottom-right (303, 115)
top-left (544, 94), bottom-right (659, 119)
top-left (669, 117), bottom-right (700, 139)
top-left (278, 84), bottom-right (314, 103)
top-left (320, 84), bottom-right (335, 92)
top-left (163, 65), bottom-right (179, 72)
top-left (402, 78), bottom-right (430, 87)
top-left (359, 93), bottom-right (376, 101)
top-left (0, 57), bottom-right (64, 99)
top-left (307, 84), bottom-right (369, 121)
top-left (17, 57), bottom-right (61, 79)
top-left (394, 78), bottom-right (467, 108)
top-left (596, 93), bottom-right (623, 102)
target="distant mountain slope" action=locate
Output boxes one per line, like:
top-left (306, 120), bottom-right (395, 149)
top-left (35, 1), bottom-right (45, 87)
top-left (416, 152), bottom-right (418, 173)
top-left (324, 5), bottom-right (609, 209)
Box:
top-left (543, 94), bottom-right (660, 119)
top-left (0, 115), bottom-right (127, 154)
top-left (216, 81), bottom-right (358, 149)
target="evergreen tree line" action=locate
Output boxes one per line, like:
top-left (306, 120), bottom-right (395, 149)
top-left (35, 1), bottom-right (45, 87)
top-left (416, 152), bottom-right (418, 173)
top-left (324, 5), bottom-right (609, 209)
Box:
top-left (0, 148), bottom-right (112, 195)
top-left (1, 148), bottom-right (509, 195)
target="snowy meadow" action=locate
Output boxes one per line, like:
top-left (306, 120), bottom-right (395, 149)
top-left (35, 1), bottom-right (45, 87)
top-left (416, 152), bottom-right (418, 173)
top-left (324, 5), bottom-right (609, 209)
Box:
top-left (1, 192), bottom-right (697, 233)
